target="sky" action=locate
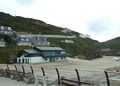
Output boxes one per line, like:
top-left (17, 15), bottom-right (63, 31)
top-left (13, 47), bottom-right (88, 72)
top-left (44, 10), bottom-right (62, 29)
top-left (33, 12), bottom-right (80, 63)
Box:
top-left (0, 0), bottom-right (120, 42)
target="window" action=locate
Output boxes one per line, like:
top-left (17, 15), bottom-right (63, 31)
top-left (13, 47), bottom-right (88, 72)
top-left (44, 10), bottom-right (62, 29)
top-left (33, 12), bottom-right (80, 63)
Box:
top-left (61, 51), bottom-right (65, 54)
top-left (26, 38), bottom-right (30, 41)
top-left (21, 38), bottom-right (24, 41)
top-left (36, 38), bottom-right (40, 40)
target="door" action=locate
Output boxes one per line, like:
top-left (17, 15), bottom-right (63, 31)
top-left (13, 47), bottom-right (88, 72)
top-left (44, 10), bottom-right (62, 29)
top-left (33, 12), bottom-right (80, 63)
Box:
top-left (49, 57), bottom-right (55, 62)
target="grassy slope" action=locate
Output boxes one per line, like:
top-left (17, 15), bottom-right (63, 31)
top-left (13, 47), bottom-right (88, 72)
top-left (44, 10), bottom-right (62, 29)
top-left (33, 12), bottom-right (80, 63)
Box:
top-left (0, 46), bottom-right (31, 63)
top-left (101, 37), bottom-right (120, 49)
top-left (0, 12), bottom-right (78, 35)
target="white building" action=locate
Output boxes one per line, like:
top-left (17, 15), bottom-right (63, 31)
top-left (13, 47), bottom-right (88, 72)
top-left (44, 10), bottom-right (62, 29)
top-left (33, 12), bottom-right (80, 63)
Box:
top-left (0, 26), bottom-right (13, 35)
top-left (0, 39), bottom-right (5, 47)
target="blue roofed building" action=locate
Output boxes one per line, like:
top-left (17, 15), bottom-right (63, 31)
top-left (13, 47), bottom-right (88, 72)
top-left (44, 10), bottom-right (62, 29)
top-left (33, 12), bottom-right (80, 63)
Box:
top-left (17, 46), bottom-right (69, 64)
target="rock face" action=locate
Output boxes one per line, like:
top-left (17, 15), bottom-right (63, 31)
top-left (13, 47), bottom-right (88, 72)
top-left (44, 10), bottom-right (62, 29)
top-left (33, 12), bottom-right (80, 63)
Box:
top-left (86, 40), bottom-right (102, 60)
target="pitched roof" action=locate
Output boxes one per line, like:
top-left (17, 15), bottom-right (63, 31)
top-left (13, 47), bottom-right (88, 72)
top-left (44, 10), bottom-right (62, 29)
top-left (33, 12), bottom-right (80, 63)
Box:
top-left (35, 46), bottom-right (64, 51)
top-left (24, 49), bottom-right (40, 54)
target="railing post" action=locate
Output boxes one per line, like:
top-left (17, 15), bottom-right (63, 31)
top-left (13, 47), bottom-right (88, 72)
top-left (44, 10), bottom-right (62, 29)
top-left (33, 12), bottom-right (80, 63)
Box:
top-left (5, 64), bottom-right (10, 77)
top-left (14, 65), bottom-right (17, 71)
top-left (41, 67), bottom-right (45, 76)
top-left (6, 64), bottom-right (9, 70)
top-left (30, 65), bottom-right (34, 74)
top-left (75, 69), bottom-right (81, 86)
top-left (104, 71), bottom-right (110, 86)
top-left (22, 65), bottom-right (25, 76)
top-left (40, 67), bottom-right (47, 86)
top-left (55, 68), bottom-right (61, 85)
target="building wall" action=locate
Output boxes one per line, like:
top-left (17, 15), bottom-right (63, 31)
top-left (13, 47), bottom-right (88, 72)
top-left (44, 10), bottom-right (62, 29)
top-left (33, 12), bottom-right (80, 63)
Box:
top-left (17, 56), bottom-right (43, 64)
top-left (17, 56), bottom-right (67, 64)
top-left (29, 57), bottom-right (43, 63)
top-left (32, 36), bottom-right (49, 46)
top-left (17, 42), bottom-right (31, 46)
top-left (0, 42), bottom-right (5, 47)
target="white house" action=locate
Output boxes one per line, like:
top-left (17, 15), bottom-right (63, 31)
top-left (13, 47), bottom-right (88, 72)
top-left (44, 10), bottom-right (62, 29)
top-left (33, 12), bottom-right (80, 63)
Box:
top-left (0, 26), bottom-right (13, 35)
top-left (0, 39), bottom-right (5, 47)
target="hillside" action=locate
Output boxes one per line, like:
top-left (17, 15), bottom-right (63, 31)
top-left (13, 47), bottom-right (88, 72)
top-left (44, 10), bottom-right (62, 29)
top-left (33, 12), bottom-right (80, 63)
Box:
top-left (101, 37), bottom-right (120, 49)
top-left (0, 12), bottom-right (102, 63)
top-left (100, 37), bottom-right (120, 56)
top-left (0, 12), bottom-right (78, 35)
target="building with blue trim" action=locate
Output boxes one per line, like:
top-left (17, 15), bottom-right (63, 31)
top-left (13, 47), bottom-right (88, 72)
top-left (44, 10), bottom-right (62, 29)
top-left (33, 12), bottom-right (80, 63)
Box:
top-left (17, 46), bottom-right (69, 64)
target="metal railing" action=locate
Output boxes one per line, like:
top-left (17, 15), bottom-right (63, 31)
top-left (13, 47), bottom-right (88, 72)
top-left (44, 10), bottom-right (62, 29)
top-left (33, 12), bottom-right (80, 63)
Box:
top-left (0, 64), bottom-right (120, 86)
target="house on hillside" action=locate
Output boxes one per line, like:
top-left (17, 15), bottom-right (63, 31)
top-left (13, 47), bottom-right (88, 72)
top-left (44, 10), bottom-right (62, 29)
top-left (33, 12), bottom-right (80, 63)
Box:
top-left (15, 32), bottom-right (50, 46)
top-left (61, 39), bottom-right (74, 43)
top-left (0, 39), bottom-right (5, 47)
top-left (15, 32), bottom-right (32, 46)
top-left (16, 46), bottom-right (69, 64)
top-left (32, 36), bottom-right (50, 46)
top-left (79, 33), bottom-right (90, 38)
top-left (62, 28), bottom-right (72, 33)
top-left (0, 26), bottom-right (13, 35)
top-left (17, 37), bottom-right (32, 46)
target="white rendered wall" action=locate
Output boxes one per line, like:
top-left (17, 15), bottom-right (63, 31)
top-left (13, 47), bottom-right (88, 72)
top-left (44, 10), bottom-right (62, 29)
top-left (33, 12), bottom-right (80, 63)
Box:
top-left (29, 57), bottom-right (43, 63)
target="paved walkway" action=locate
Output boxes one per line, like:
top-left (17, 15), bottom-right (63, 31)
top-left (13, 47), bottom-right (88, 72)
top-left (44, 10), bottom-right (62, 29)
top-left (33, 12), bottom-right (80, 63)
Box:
top-left (0, 77), bottom-right (35, 86)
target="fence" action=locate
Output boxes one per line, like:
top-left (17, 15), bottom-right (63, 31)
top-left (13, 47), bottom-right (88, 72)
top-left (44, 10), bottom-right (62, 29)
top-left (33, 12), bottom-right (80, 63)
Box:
top-left (0, 64), bottom-right (120, 86)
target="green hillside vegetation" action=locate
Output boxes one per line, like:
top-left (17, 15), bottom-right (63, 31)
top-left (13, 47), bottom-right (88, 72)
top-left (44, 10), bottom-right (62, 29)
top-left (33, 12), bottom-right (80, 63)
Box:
top-left (0, 12), bottom-right (78, 35)
top-left (0, 45), bottom-right (31, 63)
top-left (0, 34), bottom-right (15, 45)
top-left (101, 37), bottom-right (120, 56)
top-left (48, 37), bottom-right (102, 59)
top-left (101, 37), bottom-right (120, 49)
top-left (0, 12), bottom-right (102, 63)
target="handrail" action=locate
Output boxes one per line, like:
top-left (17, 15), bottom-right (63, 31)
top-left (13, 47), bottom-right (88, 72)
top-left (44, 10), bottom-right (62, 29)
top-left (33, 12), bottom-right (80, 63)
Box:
top-left (55, 68), bottom-right (61, 85)
top-left (104, 71), bottom-right (110, 86)
top-left (30, 65), bottom-right (34, 74)
top-left (41, 67), bottom-right (45, 76)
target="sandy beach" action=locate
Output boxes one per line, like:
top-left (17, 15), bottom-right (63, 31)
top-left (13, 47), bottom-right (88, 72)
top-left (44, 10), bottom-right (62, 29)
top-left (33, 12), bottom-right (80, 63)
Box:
top-left (0, 56), bottom-right (120, 86)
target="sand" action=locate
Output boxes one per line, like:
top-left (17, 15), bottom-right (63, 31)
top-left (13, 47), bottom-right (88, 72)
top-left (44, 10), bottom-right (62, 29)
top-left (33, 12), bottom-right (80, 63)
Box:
top-left (0, 56), bottom-right (120, 86)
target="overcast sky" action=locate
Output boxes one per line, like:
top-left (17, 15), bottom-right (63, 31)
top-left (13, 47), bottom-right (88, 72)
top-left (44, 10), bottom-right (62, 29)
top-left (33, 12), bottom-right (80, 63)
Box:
top-left (0, 0), bottom-right (120, 42)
